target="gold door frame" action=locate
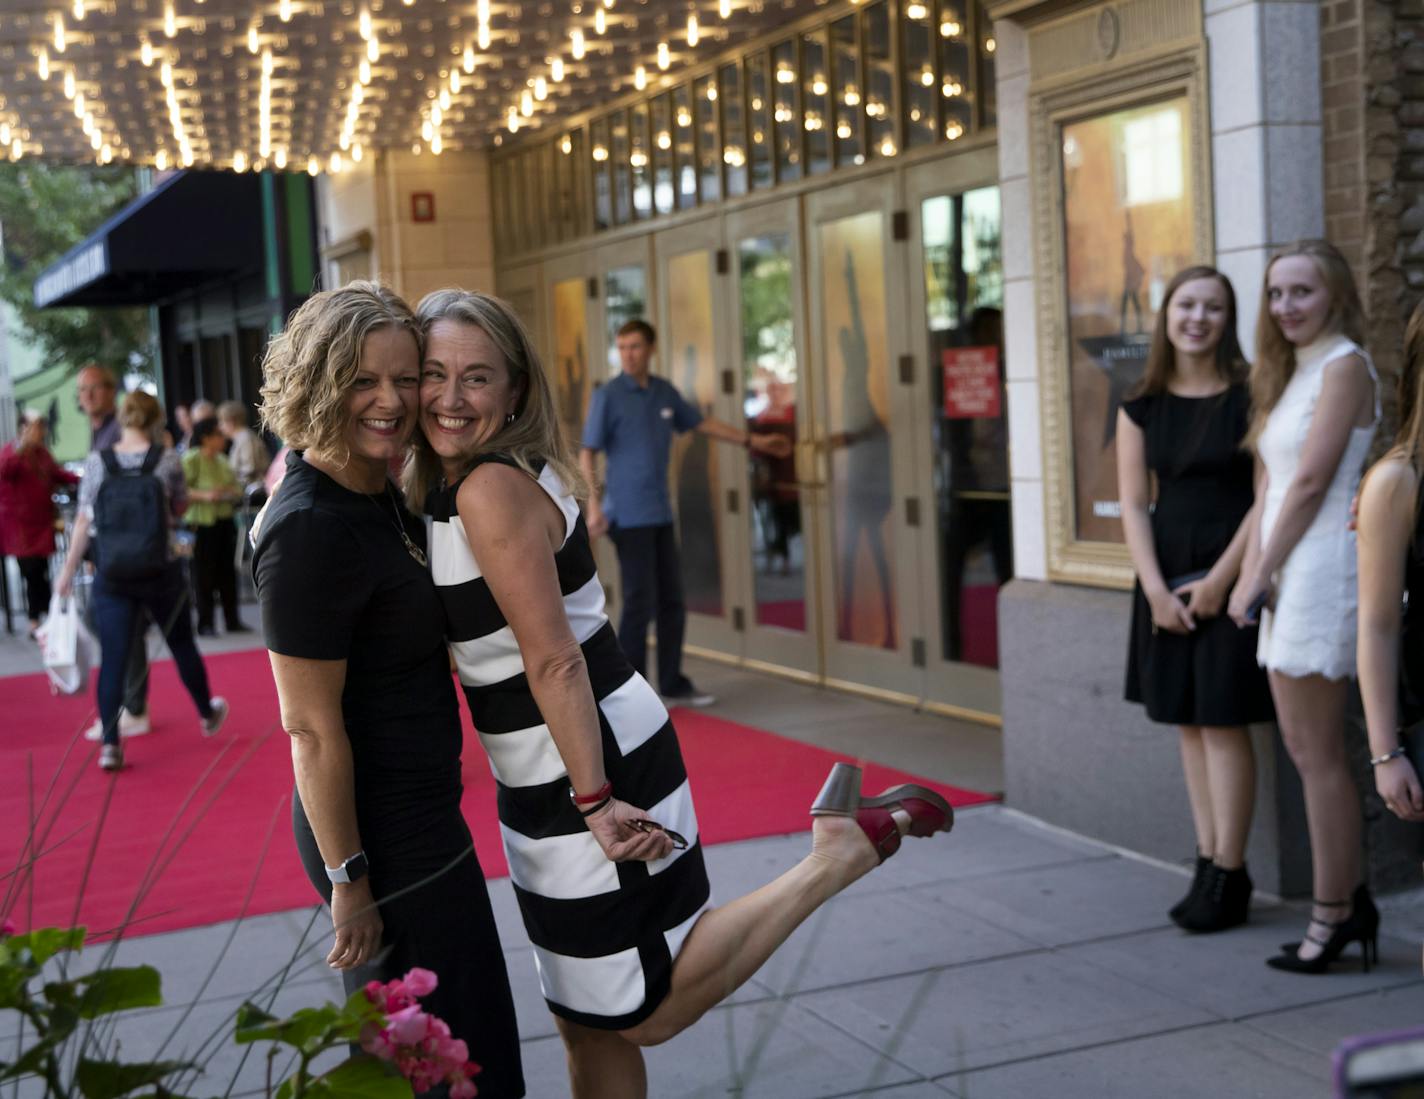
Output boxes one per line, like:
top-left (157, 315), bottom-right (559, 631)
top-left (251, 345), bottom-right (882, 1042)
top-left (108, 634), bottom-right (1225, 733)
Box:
top-left (1027, 4), bottom-right (1212, 587)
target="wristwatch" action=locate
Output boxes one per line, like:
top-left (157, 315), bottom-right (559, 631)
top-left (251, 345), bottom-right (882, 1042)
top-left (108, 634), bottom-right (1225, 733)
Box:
top-left (325, 850), bottom-right (369, 884)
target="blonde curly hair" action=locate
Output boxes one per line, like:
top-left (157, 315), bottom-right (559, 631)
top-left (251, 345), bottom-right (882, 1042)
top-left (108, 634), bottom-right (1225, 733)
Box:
top-left (258, 280), bottom-right (419, 464)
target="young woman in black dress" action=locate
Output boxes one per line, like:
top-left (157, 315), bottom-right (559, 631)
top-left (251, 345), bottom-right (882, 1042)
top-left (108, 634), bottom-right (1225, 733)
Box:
top-left (1118, 265), bottom-right (1274, 933)
top-left (250, 282), bottom-right (524, 1096)
top-left (1358, 299), bottom-right (1424, 827)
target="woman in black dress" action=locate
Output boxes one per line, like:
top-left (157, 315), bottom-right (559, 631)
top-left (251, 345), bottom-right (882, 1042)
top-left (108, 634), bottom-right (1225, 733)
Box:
top-left (1358, 299), bottom-right (1424, 826)
top-left (250, 282), bottom-right (524, 1096)
top-left (1118, 265), bottom-right (1274, 933)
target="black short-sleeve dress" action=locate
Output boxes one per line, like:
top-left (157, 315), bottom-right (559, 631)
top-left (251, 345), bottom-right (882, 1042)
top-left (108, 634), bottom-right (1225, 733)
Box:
top-left (1123, 385), bottom-right (1275, 726)
top-left (252, 452), bottom-right (524, 1098)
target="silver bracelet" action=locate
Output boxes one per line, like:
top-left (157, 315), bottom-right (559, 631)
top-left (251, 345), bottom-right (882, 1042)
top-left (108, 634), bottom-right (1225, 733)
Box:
top-left (1370, 746), bottom-right (1409, 767)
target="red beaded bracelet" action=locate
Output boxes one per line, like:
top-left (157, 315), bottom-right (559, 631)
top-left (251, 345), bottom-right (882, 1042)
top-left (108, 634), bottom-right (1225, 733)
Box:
top-left (570, 780), bottom-right (612, 806)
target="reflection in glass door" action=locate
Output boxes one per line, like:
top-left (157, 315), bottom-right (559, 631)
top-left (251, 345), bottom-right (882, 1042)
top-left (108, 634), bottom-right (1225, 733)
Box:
top-left (921, 186), bottom-right (1009, 669)
top-left (818, 210), bottom-right (897, 650)
top-left (738, 233), bottom-right (805, 633)
top-left (551, 277), bottom-right (591, 450)
top-left (665, 250), bottom-right (724, 619)
top-left (603, 265), bottom-right (647, 377)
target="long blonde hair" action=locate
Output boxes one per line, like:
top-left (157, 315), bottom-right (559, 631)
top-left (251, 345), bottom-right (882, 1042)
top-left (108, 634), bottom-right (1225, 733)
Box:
top-left (258, 281), bottom-right (420, 464)
top-left (404, 289), bottom-right (587, 510)
top-left (1248, 239), bottom-right (1365, 445)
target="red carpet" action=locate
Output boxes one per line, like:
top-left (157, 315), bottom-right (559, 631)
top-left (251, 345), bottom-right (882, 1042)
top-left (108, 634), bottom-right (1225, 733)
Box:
top-left (1, 649), bottom-right (994, 940)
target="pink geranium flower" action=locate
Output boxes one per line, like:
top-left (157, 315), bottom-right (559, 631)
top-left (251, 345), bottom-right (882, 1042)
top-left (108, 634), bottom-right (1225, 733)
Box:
top-left (361, 968), bottom-right (480, 1096)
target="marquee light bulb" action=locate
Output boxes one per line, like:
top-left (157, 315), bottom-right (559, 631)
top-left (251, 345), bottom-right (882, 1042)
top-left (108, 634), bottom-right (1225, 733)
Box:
top-left (477, 22), bottom-right (491, 49)
top-left (181, 146), bottom-right (194, 166)
top-left (520, 89), bottom-right (533, 116)
top-left (719, 0), bottom-right (730, 17)
top-left (570, 28), bottom-right (585, 60)
top-left (686, 13), bottom-right (698, 46)
top-left (359, 58), bottom-right (372, 83)
top-left (450, 68), bottom-right (461, 92)
top-left (233, 150), bottom-right (248, 172)
top-left (463, 45), bottom-right (476, 72)
top-left (279, 0), bottom-right (293, 22)
top-left (163, 3), bottom-right (176, 37)
top-left (431, 133), bottom-right (443, 154)
top-left (551, 56), bottom-right (564, 81)
top-left (63, 70), bottom-right (76, 98)
top-left (142, 38), bottom-right (156, 65)
top-left (438, 87), bottom-right (451, 110)
top-left (367, 35), bottom-right (379, 61)
top-left (352, 143), bottom-right (364, 162)
top-left (534, 75), bottom-right (548, 100)
top-left (274, 147), bottom-right (288, 168)
top-left (10, 139), bottom-right (21, 159)
top-left (634, 64), bottom-right (646, 90)
top-left (0, 124), bottom-right (9, 145)
top-left (37, 50), bottom-right (49, 81)
top-left (430, 103), bottom-right (442, 127)
top-left (656, 41), bottom-right (669, 70)
top-left (307, 155), bottom-right (319, 175)
top-left (160, 61), bottom-right (173, 86)
top-left (507, 107), bottom-right (520, 132)
top-left (560, 133), bottom-right (572, 154)
top-left (594, 7), bottom-right (606, 34)
top-left (73, 0), bottom-right (84, 19)
top-left (75, 91), bottom-right (86, 116)
top-left (262, 49), bottom-right (275, 76)
top-left (54, 13), bottom-right (67, 52)
top-left (421, 118), bottom-right (433, 141)
top-left (155, 147), bottom-right (169, 170)
top-left (359, 8), bottom-right (373, 39)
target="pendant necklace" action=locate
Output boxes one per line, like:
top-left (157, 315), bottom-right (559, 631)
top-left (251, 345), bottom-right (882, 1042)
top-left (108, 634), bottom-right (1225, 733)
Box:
top-left (369, 482), bottom-right (428, 568)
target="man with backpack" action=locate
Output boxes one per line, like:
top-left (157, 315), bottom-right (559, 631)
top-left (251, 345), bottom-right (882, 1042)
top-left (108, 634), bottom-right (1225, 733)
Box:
top-left (57, 391), bottom-right (227, 772)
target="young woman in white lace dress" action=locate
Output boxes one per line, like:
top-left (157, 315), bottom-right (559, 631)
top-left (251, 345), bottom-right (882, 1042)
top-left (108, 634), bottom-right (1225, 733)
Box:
top-left (1227, 240), bottom-right (1380, 973)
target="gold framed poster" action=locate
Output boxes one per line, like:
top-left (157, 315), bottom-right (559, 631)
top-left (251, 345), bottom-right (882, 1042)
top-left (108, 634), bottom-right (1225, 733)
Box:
top-left (1030, 45), bottom-right (1213, 586)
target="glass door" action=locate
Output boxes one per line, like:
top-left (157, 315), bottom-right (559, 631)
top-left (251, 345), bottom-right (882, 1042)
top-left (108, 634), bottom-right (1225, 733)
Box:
top-left (654, 217), bottom-right (741, 657)
top-left (804, 173), bottom-right (923, 697)
top-left (904, 147), bottom-right (1006, 719)
top-left (725, 197), bottom-right (821, 679)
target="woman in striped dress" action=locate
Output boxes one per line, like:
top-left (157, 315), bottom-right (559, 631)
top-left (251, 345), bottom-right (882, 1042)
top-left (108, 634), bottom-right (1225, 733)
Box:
top-left (407, 289), bottom-right (954, 1099)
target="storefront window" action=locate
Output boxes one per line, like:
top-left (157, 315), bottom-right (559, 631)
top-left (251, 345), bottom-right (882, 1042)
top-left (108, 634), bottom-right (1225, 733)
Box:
top-left (674, 84), bottom-right (698, 209)
top-left (604, 265), bottom-right (647, 377)
top-left (831, 16), bottom-right (863, 167)
top-left (611, 110), bottom-right (633, 224)
top-left (922, 186), bottom-right (1007, 667)
top-left (771, 39), bottom-right (801, 182)
top-left (721, 63), bottom-right (749, 197)
top-left (747, 51), bottom-right (773, 190)
top-left (694, 73), bottom-right (722, 203)
top-left (864, 2), bottom-right (895, 159)
top-left (651, 95), bottom-right (676, 215)
top-left (557, 129), bottom-right (585, 238)
top-left (739, 233), bottom-right (805, 632)
top-left (903, 0), bottom-right (937, 149)
top-left (630, 102), bottom-right (653, 219)
top-left (802, 31), bottom-right (830, 175)
top-left (939, 0), bottom-right (973, 142)
top-left (591, 116), bottom-right (613, 230)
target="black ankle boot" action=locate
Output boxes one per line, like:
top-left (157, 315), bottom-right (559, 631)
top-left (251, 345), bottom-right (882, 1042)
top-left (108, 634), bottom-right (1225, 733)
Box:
top-left (1169, 854), bottom-right (1213, 927)
top-left (1178, 863), bottom-right (1252, 933)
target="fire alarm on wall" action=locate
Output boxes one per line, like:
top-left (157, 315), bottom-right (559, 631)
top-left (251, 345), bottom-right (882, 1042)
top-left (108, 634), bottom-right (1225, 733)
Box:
top-left (411, 192), bottom-right (435, 222)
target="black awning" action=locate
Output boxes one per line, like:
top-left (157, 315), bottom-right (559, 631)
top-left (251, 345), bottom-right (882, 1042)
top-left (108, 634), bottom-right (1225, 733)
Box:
top-left (33, 170), bottom-right (264, 308)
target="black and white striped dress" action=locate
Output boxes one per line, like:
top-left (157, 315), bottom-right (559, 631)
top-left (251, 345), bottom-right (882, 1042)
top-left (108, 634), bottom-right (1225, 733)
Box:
top-left (430, 454), bottom-right (712, 1030)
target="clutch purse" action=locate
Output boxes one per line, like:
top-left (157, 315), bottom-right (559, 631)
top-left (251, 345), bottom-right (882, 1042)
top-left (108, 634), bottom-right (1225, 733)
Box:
top-left (1166, 569), bottom-right (1207, 591)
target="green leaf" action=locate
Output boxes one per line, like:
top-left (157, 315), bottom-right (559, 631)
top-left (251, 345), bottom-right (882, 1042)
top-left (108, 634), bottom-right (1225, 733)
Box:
top-left (13, 927), bottom-right (86, 966)
top-left (305, 1057), bottom-right (412, 1099)
top-left (235, 1004), bottom-right (347, 1053)
top-left (74, 966), bottom-right (163, 1017)
top-left (75, 1058), bottom-right (192, 1099)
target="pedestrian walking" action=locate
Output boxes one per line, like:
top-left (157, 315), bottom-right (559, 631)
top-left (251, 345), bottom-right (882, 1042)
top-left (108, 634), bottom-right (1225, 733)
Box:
top-left (217, 400), bottom-right (269, 496)
top-left (578, 319), bottom-right (789, 706)
top-left (55, 391), bottom-right (228, 772)
top-left (1356, 299), bottom-right (1424, 825)
top-left (1117, 266), bottom-right (1273, 933)
top-left (1227, 239), bottom-right (1381, 973)
top-left (77, 364), bottom-right (151, 741)
top-left (0, 410), bottom-right (79, 637)
top-left (409, 289), bottom-right (953, 1099)
top-left (250, 281), bottom-right (526, 1098)
top-left (182, 418), bottom-right (246, 635)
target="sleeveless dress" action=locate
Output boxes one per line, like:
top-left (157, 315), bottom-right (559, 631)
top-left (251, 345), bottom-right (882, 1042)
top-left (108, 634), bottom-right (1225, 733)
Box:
top-left (1256, 334), bottom-right (1380, 678)
top-left (430, 454), bottom-right (713, 1030)
top-left (1123, 384), bottom-right (1274, 725)
top-left (1398, 485), bottom-right (1424, 725)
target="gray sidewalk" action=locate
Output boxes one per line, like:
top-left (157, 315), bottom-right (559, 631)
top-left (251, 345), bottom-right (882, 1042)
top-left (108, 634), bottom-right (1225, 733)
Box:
top-left (3, 629), bottom-right (1422, 1097)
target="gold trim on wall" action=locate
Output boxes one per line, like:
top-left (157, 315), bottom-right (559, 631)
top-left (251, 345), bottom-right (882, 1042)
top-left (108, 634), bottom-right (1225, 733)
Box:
top-left (1028, 39), bottom-right (1213, 588)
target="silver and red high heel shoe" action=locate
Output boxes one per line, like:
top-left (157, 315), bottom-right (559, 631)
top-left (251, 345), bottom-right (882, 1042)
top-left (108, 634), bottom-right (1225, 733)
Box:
top-left (809, 762), bottom-right (954, 863)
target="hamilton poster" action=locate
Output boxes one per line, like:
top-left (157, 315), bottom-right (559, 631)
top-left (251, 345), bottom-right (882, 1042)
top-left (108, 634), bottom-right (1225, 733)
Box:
top-left (1061, 95), bottom-right (1194, 543)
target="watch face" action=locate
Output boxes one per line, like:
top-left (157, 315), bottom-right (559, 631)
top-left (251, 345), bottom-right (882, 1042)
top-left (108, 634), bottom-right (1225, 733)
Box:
top-left (345, 852), bottom-right (369, 882)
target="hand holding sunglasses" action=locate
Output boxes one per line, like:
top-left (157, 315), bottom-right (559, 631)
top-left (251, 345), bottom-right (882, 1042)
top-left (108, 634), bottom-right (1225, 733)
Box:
top-left (629, 817), bottom-right (689, 850)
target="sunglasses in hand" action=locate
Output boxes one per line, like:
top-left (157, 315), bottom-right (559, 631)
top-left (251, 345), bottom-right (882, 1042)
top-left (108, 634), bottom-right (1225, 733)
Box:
top-left (629, 817), bottom-right (689, 850)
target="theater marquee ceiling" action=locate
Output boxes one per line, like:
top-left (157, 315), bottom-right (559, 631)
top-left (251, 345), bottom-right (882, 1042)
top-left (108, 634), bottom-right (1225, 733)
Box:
top-left (0, 0), bottom-right (835, 171)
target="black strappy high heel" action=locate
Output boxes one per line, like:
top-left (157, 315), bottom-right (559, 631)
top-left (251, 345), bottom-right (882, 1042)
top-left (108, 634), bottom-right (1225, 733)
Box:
top-left (1267, 886), bottom-right (1380, 974)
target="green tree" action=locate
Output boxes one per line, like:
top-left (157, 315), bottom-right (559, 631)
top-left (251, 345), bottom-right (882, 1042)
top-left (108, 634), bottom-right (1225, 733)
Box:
top-left (0, 162), bottom-right (151, 378)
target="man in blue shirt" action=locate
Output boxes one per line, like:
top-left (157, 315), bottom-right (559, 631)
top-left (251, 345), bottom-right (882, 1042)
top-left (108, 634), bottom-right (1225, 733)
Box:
top-left (580, 320), bottom-right (790, 706)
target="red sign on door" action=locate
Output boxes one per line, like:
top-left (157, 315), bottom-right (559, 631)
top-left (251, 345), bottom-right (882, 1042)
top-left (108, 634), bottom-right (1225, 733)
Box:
top-left (942, 346), bottom-right (1001, 419)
